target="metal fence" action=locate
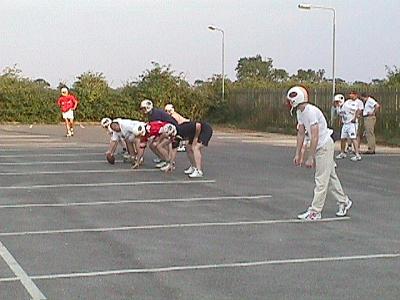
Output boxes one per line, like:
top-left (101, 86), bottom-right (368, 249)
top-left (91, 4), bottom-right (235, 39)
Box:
top-left (226, 87), bottom-right (400, 142)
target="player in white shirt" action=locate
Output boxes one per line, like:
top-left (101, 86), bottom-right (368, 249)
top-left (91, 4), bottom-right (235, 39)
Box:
top-left (100, 118), bottom-right (127, 157)
top-left (335, 93), bottom-right (362, 161)
top-left (109, 119), bottom-right (147, 165)
top-left (287, 86), bottom-right (352, 221)
top-left (351, 91), bottom-right (364, 152)
top-left (360, 93), bottom-right (380, 154)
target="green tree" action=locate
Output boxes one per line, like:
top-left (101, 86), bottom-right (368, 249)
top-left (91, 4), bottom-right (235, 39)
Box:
top-left (235, 55), bottom-right (275, 82)
top-left (72, 71), bottom-right (110, 121)
top-left (34, 78), bottom-right (51, 88)
top-left (0, 66), bottom-right (59, 123)
top-left (272, 68), bottom-right (289, 82)
top-left (291, 68), bottom-right (325, 83)
top-left (385, 65), bottom-right (400, 86)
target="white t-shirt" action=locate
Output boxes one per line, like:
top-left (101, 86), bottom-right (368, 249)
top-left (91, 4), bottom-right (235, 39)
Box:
top-left (363, 97), bottom-right (378, 116)
top-left (297, 104), bottom-right (333, 150)
top-left (339, 100), bottom-right (358, 124)
top-left (118, 119), bottom-right (145, 139)
top-left (355, 98), bottom-right (364, 112)
top-left (110, 130), bottom-right (123, 142)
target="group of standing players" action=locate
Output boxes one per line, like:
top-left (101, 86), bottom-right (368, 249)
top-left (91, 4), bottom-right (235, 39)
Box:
top-left (100, 99), bottom-right (213, 178)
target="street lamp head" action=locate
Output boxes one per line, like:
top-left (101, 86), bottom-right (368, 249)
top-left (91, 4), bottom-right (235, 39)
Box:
top-left (298, 3), bottom-right (312, 10)
top-left (208, 25), bottom-right (216, 31)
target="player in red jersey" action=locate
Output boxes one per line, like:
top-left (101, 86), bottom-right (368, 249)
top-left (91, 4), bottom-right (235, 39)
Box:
top-left (56, 87), bottom-right (79, 137)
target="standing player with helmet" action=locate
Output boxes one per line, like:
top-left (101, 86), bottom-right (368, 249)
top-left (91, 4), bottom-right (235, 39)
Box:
top-left (335, 93), bottom-right (362, 161)
top-left (56, 87), bottom-right (79, 137)
top-left (287, 86), bottom-right (352, 220)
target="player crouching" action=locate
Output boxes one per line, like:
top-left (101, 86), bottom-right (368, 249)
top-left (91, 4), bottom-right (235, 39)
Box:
top-left (141, 121), bottom-right (178, 172)
top-left (105, 119), bottom-right (146, 167)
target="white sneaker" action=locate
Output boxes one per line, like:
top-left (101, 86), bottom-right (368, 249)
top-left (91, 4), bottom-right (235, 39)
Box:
top-left (184, 166), bottom-right (195, 175)
top-left (155, 161), bottom-right (167, 168)
top-left (336, 152), bottom-right (347, 159)
top-left (152, 158), bottom-right (161, 163)
top-left (350, 155), bottom-right (362, 161)
top-left (177, 145), bottom-right (186, 152)
top-left (66, 131), bottom-right (72, 137)
top-left (138, 157), bottom-right (144, 165)
top-left (123, 153), bottom-right (133, 162)
top-left (160, 162), bottom-right (175, 172)
top-left (336, 198), bottom-right (353, 217)
top-left (297, 208), bottom-right (321, 221)
top-left (188, 169), bottom-right (203, 178)
top-left (70, 128), bottom-right (74, 136)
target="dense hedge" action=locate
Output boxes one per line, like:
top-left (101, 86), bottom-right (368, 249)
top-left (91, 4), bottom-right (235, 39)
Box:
top-left (1, 66), bottom-right (399, 145)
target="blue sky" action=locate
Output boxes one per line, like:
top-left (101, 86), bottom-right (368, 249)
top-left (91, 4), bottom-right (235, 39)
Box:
top-left (1, 0), bottom-right (399, 87)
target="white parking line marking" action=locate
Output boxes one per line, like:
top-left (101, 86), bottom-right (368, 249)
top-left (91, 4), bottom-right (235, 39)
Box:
top-left (0, 253), bottom-right (397, 282)
top-left (0, 179), bottom-right (216, 190)
top-left (0, 135), bottom-right (50, 138)
top-left (0, 195), bottom-right (272, 209)
top-left (0, 152), bottom-right (104, 158)
top-left (0, 241), bottom-right (47, 299)
top-left (0, 169), bottom-right (158, 176)
top-left (0, 217), bottom-right (349, 237)
top-left (0, 160), bottom-right (105, 165)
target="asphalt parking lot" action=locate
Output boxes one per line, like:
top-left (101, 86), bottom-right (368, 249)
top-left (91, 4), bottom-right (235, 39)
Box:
top-left (0, 124), bottom-right (399, 300)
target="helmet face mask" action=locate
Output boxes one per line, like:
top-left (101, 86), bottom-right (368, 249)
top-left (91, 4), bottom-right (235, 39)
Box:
top-left (61, 87), bottom-right (68, 96)
top-left (161, 124), bottom-right (177, 136)
top-left (140, 99), bottom-right (153, 113)
top-left (286, 86), bottom-right (309, 115)
top-left (334, 94), bottom-right (345, 107)
top-left (164, 104), bottom-right (174, 114)
top-left (133, 123), bottom-right (146, 136)
top-left (100, 117), bottom-right (112, 128)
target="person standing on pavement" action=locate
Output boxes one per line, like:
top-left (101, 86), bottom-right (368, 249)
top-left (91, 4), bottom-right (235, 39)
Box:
top-left (56, 87), bottom-right (79, 137)
top-left (360, 93), bottom-right (380, 154)
top-left (350, 91), bottom-right (364, 153)
top-left (287, 86), bottom-right (352, 221)
top-left (335, 93), bottom-right (362, 162)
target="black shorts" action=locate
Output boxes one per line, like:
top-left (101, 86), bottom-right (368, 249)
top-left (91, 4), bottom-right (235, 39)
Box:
top-left (189, 122), bottom-right (213, 146)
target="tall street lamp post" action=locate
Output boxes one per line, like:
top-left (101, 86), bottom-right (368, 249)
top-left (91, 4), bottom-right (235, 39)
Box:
top-left (298, 3), bottom-right (336, 122)
top-left (208, 25), bottom-right (225, 102)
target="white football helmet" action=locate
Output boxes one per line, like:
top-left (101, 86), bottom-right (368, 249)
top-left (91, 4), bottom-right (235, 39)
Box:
top-left (140, 99), bottom-right (153, 113)
top-left (161, 123), bottom-right (177, 136)
top-left (100, 117), bottom-right (112, 128)
top-left (133, 122), bottom-right (147, 136)
top-left (164, 104), bottom-right (175, 114)
top-left (287, 86), bottom-right (309, 115)
top-left (334, 94), bottom-right (345, 106)
top-left (61, 87), bottom-right (68, 95)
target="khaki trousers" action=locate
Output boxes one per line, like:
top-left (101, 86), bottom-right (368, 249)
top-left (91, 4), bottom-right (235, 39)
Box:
top-left (364, 116), bottom-right (376, 151)
top-left (311, 138), bottom-right (347, 212)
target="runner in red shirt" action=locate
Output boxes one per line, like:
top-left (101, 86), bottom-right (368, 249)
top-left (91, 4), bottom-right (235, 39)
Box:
top-left (56, 87), bottom-right (79, 137)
